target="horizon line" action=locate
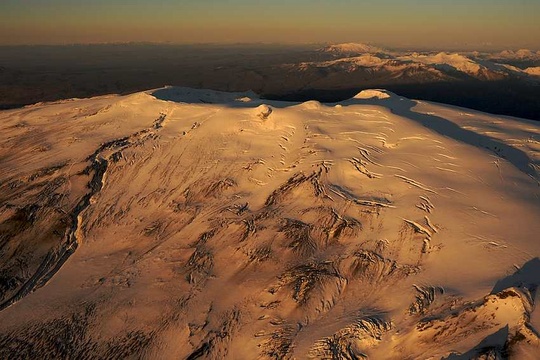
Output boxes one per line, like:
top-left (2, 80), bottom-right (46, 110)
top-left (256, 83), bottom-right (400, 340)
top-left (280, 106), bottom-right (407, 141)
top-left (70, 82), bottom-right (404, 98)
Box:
top-left (0, 41), bottom-right (538, 52)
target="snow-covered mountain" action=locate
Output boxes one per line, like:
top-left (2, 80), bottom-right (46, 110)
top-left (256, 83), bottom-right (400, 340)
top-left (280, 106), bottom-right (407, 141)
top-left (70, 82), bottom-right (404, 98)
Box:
top-left (284, 55), bottom-right (449, 89)
top-left (0, 87), bottom-right (539, 358)
top-left (491, 49), bottom-right (540, 61)
top-left (398, 52), bottom-right (498, 78)
top-left (320, 42), bottom-right (386, 56)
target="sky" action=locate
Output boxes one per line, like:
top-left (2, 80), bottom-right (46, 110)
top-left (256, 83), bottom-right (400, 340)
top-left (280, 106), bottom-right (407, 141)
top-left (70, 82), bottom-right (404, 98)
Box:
top-left (1, 0), bottom-right (539, 49)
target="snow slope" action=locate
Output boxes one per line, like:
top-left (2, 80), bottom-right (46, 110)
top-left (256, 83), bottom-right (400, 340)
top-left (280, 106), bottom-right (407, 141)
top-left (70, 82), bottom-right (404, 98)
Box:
top-left (0, 87), bottom-right (539, 359)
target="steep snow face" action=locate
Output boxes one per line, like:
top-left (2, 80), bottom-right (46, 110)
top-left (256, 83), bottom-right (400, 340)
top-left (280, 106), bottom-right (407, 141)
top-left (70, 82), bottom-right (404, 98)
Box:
top-left (321, 42), bottom-right (385, 55)
top-left (0, 87), bottom-right (539, 359)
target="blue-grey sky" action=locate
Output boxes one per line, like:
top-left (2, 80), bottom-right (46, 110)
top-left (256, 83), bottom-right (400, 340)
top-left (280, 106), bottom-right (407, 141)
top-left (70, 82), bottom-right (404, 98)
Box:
top-left (1, 0), bottom-right (539, 49)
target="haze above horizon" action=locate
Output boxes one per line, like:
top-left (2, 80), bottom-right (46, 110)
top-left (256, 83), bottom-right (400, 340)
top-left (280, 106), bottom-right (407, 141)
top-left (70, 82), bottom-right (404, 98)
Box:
top-left (1, 0), bottom-right (539, 50)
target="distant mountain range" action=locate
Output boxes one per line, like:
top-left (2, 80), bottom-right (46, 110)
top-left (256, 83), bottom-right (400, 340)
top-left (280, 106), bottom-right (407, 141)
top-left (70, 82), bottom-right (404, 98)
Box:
top-left (286, 43), bottom-right (540, 83)
top-left (1, 43), bottom-right (539, 120)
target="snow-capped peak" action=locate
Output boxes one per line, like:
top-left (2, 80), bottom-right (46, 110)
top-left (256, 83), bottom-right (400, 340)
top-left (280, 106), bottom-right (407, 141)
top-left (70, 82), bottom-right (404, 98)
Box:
top-left (400, 52), bottom-right (484, 76)
top-left (321, 42), bottom-right (384, 55)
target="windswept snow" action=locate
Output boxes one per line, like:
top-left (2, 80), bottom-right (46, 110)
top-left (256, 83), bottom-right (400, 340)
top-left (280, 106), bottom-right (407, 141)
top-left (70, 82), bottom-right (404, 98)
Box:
top-left (0, 87), bottom-right (539, 359)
